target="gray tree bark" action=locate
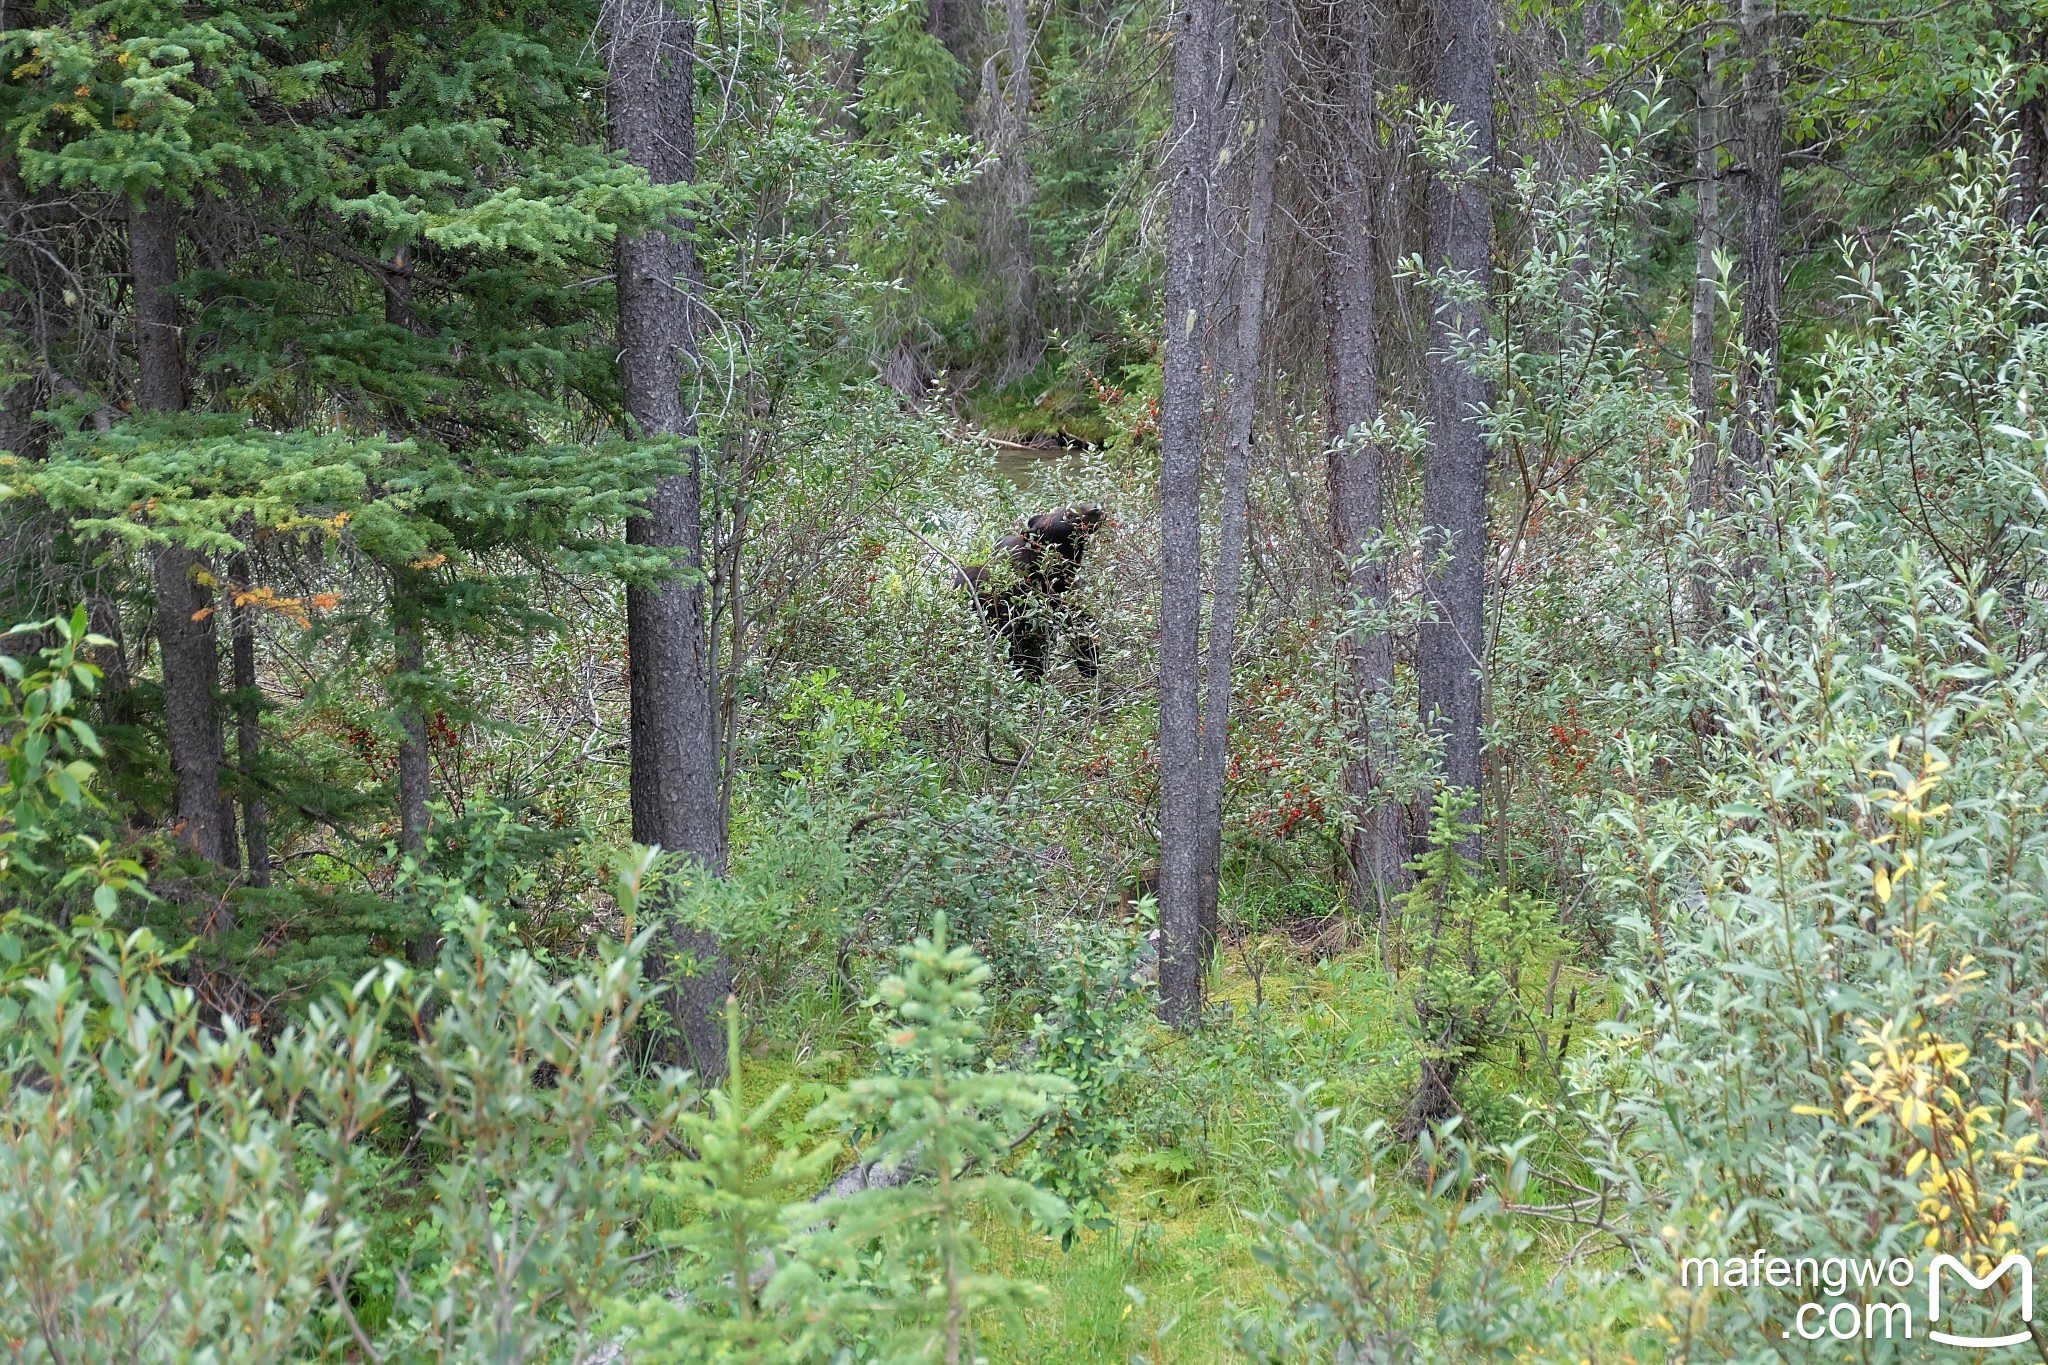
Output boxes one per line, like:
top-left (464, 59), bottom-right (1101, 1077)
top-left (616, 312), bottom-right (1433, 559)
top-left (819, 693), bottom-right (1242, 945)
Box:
top-left (133, 190), bottom-right (235, 873)
top-left (1730, 0), bottom-right (1783, 482)
top-left (1418, 0), bottom-right (1494, 830)
top-left (1192, 29), bottom-right (1284, 957)
top-left (227, 547), bottom-right (270, 888)
top-left (2012, 26), bottom-right (2045, 227)
top-left (384, 244), bottom-right (433, 913)
top-left (1156, 0), bottom-right (1224, 1030)
top-left (991, 0), bottom-right (1041, 376)
top-left (1686, 46), bottom-right (1722, 627)
top-left (605, 0), bottom-right (732, 1079)
top-left (1325, 6), bottom-right (1404, 934)
top-left (394, 613), bottom-right (429, 857)
top-left (2017, 94), bottom-right (2045, 228)
top-left (392, 574), bottom-right (431, 953)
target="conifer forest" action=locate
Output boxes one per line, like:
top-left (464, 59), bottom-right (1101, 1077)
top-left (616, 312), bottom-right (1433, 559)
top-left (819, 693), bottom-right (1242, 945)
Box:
top-left (12, 0), bottom-right (2048, 1359)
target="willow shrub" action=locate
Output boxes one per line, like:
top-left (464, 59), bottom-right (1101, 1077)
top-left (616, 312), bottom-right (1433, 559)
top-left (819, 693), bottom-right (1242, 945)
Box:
top-left (1240, 93), bottom-right (2048, 1360)
top-left (1566, 110), bottom-right (2048, 1359)
top-left (0, 894), bottom-right (685, 1364)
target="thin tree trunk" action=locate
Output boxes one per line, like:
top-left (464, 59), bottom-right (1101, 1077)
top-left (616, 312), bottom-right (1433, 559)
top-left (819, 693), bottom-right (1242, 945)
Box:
top-left (1418, 0), bottom-right (1494, 840)
top-left (1156, 0), bottom-right (1224, 1030)
top-left (1192, 29), bottom-right (1284, 959)
top-left (2012, 28), bottom-right (2045, 228)
top-left (393, 593), bottom-right (430, 861)
top-left (926, 0), bottom-right (975, 63)
top-left (131, 191), bottom-right (183, 416)
top-left (86, 592), bottom-right (131, 700)
top-left (605, 0), bottom-right (732, 1079)
top-left (385, 243), bottom-right (433, 917)
top-left (1326, 7), bottom-right (1405, 939)
top-left (1730, 0), bottom-right (1783, 483)
top-left (227, 548), bottom-right (270, 888)
top-left (132, 190), bottom-right (235, 874)
top-left (394, 602), bottom-right (432, 962)
top-left (2017, 96), bottom-right (2045, 229)
top-left (995, 0), bottom-right (1041, 376)
top-left (1687, 45), bottom-right (1722, 628)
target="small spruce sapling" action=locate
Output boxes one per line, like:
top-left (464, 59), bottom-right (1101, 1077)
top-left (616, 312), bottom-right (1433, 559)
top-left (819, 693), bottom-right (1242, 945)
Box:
top-left (805, 914), bottom-right (1070, 1365)
top-left (621, 996), bottom-right (842, 1364)
top-left (1399, 791), bottom-right (1566, 1138)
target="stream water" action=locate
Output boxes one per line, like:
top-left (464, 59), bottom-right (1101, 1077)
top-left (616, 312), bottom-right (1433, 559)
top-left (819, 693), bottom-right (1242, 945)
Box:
top-left (991, 445), bottom-right (1088, 493)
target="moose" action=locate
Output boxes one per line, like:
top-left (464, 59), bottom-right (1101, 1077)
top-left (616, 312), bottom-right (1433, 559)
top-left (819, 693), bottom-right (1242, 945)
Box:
top-left (955, 505), bottom-right (1106, 680)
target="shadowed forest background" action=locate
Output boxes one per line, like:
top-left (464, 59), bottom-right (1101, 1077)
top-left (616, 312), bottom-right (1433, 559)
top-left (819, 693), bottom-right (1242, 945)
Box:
top-left (6, 0), bottom-right (2048, 1360)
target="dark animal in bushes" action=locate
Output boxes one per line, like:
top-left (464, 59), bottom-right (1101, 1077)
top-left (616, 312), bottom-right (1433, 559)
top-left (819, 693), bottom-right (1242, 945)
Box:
top-left (955, 505), bottom-right (1106, 679)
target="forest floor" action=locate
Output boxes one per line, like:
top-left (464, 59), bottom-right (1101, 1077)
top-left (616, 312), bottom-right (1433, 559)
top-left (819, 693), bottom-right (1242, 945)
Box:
top-left (741, 937), bottom-right (1607, 1363)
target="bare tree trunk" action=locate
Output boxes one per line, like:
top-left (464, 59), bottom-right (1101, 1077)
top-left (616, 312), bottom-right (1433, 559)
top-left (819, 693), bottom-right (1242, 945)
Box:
top-left (605, 0), bottom-right (732, 1079)
top-left (1686, 44), bottom-right (1722, 627)
top-left (133, 190), bottom-right (235, 875)
top-left (1157, 0), bottom-right (1224, 1030)
top-left (927, 0), bottom-right (975, 62)
top-left (1418, 0), bottom-right (1493, 841)
top-left (392, 606), bottom-right (432, 1011)
top-left (1730, 0), bottom-right (1783, 483)
top-left (1325, 6), bottom-right (1405, 938)
top-left (384, 245), bottom-right (433, 913)
top-left (1192, 26), bottom-right (1284, 960)
top-left (2012, 26), bottom-right (2045, 227)
top-left (131, 191), bottom-right (183, 416)
top-left (393, 589), bottom-right (430, 866)
top-left (86, 592), bottom-right (131, 706)
top-left (992, 0), bottom-right (1041, 376)
top-left (2017, 98), bottom-right (2045, 228)
top-left (0, 169), bottom-right (47, 469)
top-left (226, 548), bottom-right (270, 889)
top-left (1411, 0), bottom-right (1494, 1113)
top-left (391, 609), bottom-right (428, 847)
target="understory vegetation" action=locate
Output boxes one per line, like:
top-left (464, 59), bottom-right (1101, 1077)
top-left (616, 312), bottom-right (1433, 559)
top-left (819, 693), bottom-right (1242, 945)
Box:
top-left (7, 0), bottom-right (2048, 1362)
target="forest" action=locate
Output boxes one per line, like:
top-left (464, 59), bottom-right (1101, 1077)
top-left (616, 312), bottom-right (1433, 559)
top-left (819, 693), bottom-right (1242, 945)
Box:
top-left (4, 0), bottom-right (2048, 1360)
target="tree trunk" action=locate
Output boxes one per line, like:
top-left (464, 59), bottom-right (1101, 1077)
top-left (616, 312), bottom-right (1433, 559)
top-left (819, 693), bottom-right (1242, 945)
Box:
top-left (1686, 44), bottom-right (1722, 628)
top-left (993, 0), bottom-right (1041, 376)
top-left (86, 592), bottom-right (132, 710)
top-left (927, 0), bottom-right (975, 63)
top-left (1418, 0), bottom-right (1493, 838)
top-left (2012, 28), bottom-right (2045, 228)
top-left (393, 585), bottom-right (430, 858)
top-left (133, 191), bottom-right (235, 874)
top-left (385, 245), bottom-right (433, 915)
top-left (1730, 0), bottom-right (1783, 483)
top-left (605, 0), bottom-right (732, 1079)
top-left (131, 191), bottom-right (184, 415)
top-left (1156, 0), bottom-right (1224, 1030)
top-left (2017, 94), bottom-right (2045, 229)
top-left (153, 544), bottom-right (234, 870)
top-left (1192, 30), bottom-right (1284, 961)
top-left (227, 548), bottom-right (270, 889)
top-left (1325, 8), bottom-right (1405, 937)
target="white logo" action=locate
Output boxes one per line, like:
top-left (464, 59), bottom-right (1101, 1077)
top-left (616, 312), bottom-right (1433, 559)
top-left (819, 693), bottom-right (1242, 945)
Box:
top-left (1927, 1254), bottom-right (2033, 1349)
